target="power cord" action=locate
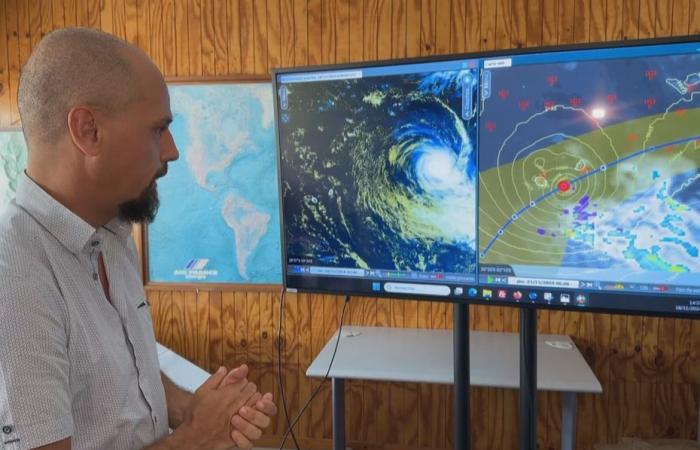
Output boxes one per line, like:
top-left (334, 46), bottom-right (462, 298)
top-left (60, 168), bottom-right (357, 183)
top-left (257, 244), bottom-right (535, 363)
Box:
top-left (278, 294), bottom-right (351, 450)
top-left (277, 287), bottom-right (301, 450)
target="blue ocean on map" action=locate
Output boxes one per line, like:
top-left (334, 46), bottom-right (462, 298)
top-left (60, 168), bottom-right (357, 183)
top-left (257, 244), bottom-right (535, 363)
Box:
top-left (148, 83), bottom-right (282, 283)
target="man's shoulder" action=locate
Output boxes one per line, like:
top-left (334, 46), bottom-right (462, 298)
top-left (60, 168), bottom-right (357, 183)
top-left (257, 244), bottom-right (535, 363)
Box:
top-left (0, 202), bottom-right (52, 279)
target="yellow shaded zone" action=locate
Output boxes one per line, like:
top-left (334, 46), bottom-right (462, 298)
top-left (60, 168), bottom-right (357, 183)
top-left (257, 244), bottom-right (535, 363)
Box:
top-left (478, 106), bottom-right (700, 266)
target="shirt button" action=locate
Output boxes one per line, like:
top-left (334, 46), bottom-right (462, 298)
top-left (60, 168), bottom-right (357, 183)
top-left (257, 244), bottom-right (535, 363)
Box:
top-left (91, 240), bottom-right (100, 247)
top-left (2, 425), bottom-right (13, 434)
top-left (153, 415), bottom-right (158, 424)
top-left (93, 273), bottom-right (98, 280)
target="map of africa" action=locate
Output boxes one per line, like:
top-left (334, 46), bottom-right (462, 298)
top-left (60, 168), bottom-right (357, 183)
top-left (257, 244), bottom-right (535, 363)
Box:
top-left (0, 131), bottom-right (27, 214)
top-left (147, 83), bottom-right (282, 283)
top-left (478, 53), bottom-right (700, 284)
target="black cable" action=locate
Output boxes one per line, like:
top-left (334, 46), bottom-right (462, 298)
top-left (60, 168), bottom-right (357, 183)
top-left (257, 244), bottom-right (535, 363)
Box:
top-left (277, 287), bottom-right (301, 450)
top-left (279, 295), bottom-right (351, 450)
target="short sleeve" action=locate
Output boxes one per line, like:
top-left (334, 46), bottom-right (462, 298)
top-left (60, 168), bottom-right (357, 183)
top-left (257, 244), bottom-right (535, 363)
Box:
top-left (0, 274), bottom-right (73, 450)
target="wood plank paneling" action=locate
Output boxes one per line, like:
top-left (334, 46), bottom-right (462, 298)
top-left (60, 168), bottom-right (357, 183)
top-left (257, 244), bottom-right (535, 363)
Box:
top-left (161, 0), bottom-right (176, 76)
top-left (0, 0), bottom-right (11, 128)
top-left (199, 0), bottom-right (215, 76)
top-left (2, 2), bottom-right (700, 448)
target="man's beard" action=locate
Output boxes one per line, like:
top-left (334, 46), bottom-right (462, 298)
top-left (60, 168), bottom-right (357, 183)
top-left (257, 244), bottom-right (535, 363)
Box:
top-left (117, 167), bottom-right (167, 224)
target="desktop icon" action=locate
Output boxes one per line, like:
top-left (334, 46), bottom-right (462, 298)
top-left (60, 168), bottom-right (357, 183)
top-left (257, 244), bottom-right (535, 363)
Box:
top-left (468, 287), bottom-right (478, 297)
top-left (575, 294), bottom-right (587, 306)
top-left (560, 293), bottom-right (571, 304)
top-left (543, 292), bottom-right (554, 302)
top-left (513, 291), bottom-right (523, 300)
top-left (454, 287), bottom-right (464, 295)
top-left (372, 282), bottom-right (381, 292)
top-left (497, 289), bottom-right (507, 299)
top-left (483, 289), bottom-right (493, 300)
top-left (528, 292), bottom-right (538, 301)
top-left (487, 276), bottom-right (495, 283)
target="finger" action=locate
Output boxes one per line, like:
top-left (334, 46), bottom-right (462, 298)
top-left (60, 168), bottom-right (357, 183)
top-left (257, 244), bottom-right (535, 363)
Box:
top-left (221, 364), bottom-right (248, 386)
top-left (226, 382), bottom-right (258, 412)
top-left (237, 406), bottom-right (271, 430)
top-left (255, 397), bottom-right (278, 417)
top-left (219, 375), bottom-right (249, 392)
top-left (244, 392), bottom-right (262, 408)
top-left (195, 366), bottom-right (227, 393)
top-left (230, 429), bottom-right (253, 450)
top-left (231, 414), bottom-right (263, 441)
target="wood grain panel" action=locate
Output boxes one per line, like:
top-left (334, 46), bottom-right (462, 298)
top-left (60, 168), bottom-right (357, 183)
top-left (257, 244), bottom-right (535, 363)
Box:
top-left (405, 0), bottom-right (420, 57)
top-left (135, 0), bottom-right (150, 53)
top-left (198, 0), bottom-right (215, 76)
top-left (267, 0), bottom-right (282, 70)
top-left (434, 0), bottom-right (450, 55)
top-left (252, 0), bottom-right (268, 73)
top-left (149, 0), bottom-right (164, 71)
top-left (208, 290), bottom-right (222, 372)
top-left (124, 0), bottom-right (138, 44)
top-left (671, 0), bottom-right (690, 35)
top-left (0, 0), bottom-right (11, 128)
top-left (573, 0), bottom-right (591, 43)
top-left (590, 0), bottom-right (606, 41)
top-left (278, 0), bottom-right (295, 67)
top-left (391, 0), bottom-right (407, 59)
top-left (238, 0), bottom-right (254, 73)
top-left (1, 2), bottom-right (700, 448)
top-left (320, 0), bottom-right (336, 64)
top-left (622, 0), bottom-right (641, 40)
top-left (173, 0), bottom-right (189, 75)
top-left (655, 0), bottom-right (674, 37)
top-left (542, 0), bottom-right (559, 45)
top-left (110, 0), bottom-right (125, 38)
top-left (28, 0), bottom-right (43, 50)
top-left (638, 0), bottom-right (657, 38)
top-left (195, 289), bottom-right (210, 370)
top-left (312, 0), bottom-right (328, 64)
top-left (99, 0), bottom-right (113, 35)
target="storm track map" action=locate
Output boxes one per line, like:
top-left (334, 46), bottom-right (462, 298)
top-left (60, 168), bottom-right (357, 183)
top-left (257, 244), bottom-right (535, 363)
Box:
top-left (478, 54), bottom-right (700, 282)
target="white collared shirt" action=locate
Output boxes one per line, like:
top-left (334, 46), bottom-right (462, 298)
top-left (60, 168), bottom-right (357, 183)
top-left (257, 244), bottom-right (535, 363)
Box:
top-left (0, 173), bottom-right (168, 450)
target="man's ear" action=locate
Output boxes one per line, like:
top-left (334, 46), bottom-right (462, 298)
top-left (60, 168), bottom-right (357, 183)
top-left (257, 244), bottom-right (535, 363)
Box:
top-left (67, 106), bottom-right (100, 157)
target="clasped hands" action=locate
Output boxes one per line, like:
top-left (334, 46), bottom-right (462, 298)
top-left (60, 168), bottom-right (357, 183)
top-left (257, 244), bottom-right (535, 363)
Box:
top-left (180, 364), bottom-right (278, 450)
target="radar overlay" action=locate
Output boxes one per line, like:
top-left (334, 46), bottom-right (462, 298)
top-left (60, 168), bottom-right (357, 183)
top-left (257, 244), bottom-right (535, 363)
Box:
top-left (478, 54), bottom-right (700, 281)
top-left (279, 69), bottom-right (479, 274)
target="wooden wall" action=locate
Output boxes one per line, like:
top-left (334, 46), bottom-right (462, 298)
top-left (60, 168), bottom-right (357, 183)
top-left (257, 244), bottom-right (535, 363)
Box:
top-left (2, 1), bottom-right (700, 449)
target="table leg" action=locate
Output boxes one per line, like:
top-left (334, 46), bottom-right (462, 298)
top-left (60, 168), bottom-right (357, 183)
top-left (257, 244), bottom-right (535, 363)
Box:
top-left (332, 377), bottom-right (345, 450)
top-left (561, 392), bottom-right (577, 450)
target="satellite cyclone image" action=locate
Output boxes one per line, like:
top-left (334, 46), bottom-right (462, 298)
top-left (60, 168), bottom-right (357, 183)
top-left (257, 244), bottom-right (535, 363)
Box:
top-left (279, 70), bottom-right (479, 274)
top-left (478, 53), bottom-right (700, 280)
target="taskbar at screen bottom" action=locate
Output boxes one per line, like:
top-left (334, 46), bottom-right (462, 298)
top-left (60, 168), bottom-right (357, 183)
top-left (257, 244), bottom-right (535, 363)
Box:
top-left (285, 275), bottom-right (700, 317)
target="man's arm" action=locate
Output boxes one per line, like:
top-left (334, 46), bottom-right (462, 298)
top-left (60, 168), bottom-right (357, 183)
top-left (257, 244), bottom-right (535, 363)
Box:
top-left (160, 373), bottom-right (193, 429)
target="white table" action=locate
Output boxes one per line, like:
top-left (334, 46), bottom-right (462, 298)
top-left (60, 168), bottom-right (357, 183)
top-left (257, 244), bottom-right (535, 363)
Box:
top-left (306, 326), bottom-right (602, 450)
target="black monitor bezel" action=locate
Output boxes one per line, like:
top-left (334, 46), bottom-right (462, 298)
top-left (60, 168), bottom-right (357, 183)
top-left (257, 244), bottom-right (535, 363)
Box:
top-left (272, 34), bottom-right (700, 319)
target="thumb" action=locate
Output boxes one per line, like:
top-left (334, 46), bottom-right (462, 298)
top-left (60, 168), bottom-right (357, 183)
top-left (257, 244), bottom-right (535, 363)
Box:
top-left (221, 364), bottom-right (249, 386)
top-left (196, 366), bottom-right (227, 393)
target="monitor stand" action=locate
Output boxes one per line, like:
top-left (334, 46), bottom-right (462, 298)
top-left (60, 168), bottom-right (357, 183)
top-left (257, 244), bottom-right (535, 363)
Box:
top-left (454, 303), bottom-right (471, 449)
top-left (520, 306), bottom-right (538, 450)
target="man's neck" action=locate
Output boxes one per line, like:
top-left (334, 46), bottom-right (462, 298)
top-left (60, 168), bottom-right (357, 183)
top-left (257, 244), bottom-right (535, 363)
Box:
top-left (25, 167), bottom-right (117, 229)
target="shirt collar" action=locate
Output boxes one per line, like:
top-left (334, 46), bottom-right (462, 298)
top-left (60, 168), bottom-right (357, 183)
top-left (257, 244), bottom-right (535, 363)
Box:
top-left (15, 172), bottom-right (132, 254)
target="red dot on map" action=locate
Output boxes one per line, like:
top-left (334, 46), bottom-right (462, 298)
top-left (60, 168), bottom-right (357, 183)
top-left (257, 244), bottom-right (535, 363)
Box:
top-left (558, 180), bottom-right (571, 192)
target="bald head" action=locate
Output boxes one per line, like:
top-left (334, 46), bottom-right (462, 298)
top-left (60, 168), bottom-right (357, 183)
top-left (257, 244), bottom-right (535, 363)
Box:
top-left (18, 27), bottom-right (149, 149)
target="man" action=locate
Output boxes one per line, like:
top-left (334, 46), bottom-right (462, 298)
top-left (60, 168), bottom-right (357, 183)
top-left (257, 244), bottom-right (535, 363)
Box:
top-left (0, 27), bottom-right (276, 449)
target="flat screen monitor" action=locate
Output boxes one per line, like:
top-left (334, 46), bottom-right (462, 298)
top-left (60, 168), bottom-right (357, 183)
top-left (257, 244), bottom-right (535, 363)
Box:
top-left (273, 36), bottom-right (700, 317)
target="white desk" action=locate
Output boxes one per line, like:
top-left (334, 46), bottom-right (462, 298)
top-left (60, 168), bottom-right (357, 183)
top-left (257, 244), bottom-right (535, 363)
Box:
top-left (306, 326), bottom-right (602, 450)
top-left (156, 343), bottom-right (210, 391)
